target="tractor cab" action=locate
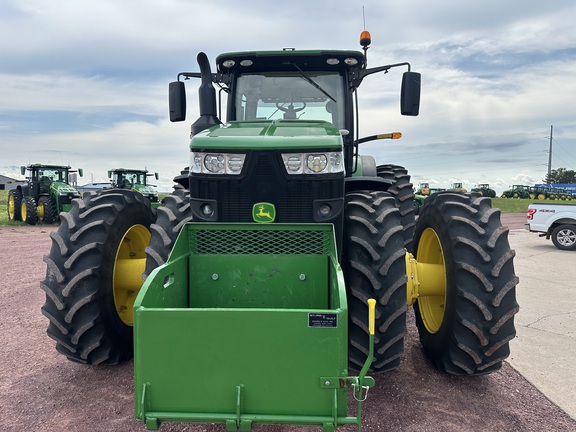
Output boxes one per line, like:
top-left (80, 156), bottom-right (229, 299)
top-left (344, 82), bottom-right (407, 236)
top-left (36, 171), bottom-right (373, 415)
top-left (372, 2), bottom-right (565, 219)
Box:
top-left (109, 168), bottom-right (160, 204)
top-left (21, 164), bottom-right (73, 196)
top-left (170, 46), bottom-right (420, 177)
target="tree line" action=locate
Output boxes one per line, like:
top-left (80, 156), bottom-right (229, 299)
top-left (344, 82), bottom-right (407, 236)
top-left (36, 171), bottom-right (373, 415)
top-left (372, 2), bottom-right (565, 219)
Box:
top-left (543, 167), bottom-right (576, 183)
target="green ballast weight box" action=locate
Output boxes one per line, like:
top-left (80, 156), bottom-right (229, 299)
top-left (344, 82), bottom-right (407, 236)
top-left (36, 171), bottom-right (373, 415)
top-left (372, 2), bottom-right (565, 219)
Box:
top-left (133, 223), bottom-right (374, 431)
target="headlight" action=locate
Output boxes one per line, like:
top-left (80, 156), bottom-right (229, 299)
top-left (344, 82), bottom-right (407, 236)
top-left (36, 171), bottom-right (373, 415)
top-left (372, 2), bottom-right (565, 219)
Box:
top-left (282, 152), bottom-right (344, 175)
top-left (191, 152), bottom-right (246, 175)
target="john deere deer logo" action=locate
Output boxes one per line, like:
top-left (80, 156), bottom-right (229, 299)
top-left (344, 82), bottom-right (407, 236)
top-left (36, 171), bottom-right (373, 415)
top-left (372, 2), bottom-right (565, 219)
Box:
top-left (252, 202), bottom-right (276, 223)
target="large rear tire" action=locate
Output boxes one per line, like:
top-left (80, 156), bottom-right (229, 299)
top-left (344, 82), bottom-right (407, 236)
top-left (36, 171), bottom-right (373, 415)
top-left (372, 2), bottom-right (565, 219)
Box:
top-left (37, 196), bottom-right (57, 224)
top-left (343, 191), bottom-right (407, 373)
top-left (21, 196), bottom-right (38, 225)
top-left (413, 192), bottom-right (519, 375)
top-left (40, 189), bottom-right (155, 364)
top-left (144, 189), bottom-right (192, 278)
top-left (8, 189), bottom-right (22, 221)
top-left (376, 164), bottom-right (415, 252)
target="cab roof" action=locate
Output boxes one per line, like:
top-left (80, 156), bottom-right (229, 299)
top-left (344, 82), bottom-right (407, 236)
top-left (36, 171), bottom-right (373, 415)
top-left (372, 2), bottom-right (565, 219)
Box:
top-left (215, 50), bottom-right (366, 73)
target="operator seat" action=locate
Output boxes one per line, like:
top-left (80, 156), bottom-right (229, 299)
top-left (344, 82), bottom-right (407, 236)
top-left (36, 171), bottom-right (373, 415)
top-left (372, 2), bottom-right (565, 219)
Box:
top-left (283, 104), bottom-right (298, 120)
top-left (39, 176), bottom-right (51, 194)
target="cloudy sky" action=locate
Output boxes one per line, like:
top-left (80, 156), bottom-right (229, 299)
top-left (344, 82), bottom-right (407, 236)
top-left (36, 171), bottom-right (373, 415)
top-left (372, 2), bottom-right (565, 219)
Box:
top-left (1, 0), bottom-right (575, 194)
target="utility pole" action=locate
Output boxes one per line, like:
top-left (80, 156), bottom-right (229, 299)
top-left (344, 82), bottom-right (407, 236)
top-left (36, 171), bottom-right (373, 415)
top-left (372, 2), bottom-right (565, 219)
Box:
top-left (547, 125), bottom-right (553, 181)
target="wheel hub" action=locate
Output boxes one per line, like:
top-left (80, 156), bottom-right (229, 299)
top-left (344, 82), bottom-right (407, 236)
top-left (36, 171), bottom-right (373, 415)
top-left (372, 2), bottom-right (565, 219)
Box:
top-left (112, 224), bottom-right (151, 326)
top-left (557, 229), bottom-right (576, 247)
top-left (406, 228), bottom-right (447, 333)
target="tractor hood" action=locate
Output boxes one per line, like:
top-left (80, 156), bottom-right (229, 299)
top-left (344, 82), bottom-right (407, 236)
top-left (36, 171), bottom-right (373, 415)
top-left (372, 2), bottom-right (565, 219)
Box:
top-left (133, 184), bottom-right (157, 196)
top-left (190, 120), bottom-right (343, 151)
top-left (51, 182), bottom-right (80, 195)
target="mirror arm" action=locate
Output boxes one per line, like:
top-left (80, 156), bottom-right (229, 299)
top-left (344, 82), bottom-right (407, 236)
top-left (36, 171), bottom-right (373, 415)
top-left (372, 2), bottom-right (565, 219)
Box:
top-left (350, 62), bottom-right (412, 90)
top-left (177, 72), bottom-right (230, 86)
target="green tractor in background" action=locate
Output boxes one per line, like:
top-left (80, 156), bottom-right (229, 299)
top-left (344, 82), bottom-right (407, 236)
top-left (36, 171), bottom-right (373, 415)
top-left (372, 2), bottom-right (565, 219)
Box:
top-left (7, 163), bottom-right (83, 225)
top-left (416, 181), bottom-right (430, 195)
top-left (501, 184), bottom-right (530, 199)
top-left (471, 183), bottom-right (496, 198)
top-left (41, 33), bottom-right (518, 431)
top-left (529, 185), bottom-right (549, 200)
top-left (449, 182), bottom-right (467, 193)
top-left (108, 168), bottom-right (161, 208)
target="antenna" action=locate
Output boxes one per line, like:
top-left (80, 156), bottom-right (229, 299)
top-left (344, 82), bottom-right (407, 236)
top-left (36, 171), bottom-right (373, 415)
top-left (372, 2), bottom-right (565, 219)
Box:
top-left (363, 5), bottom-right (366, 29)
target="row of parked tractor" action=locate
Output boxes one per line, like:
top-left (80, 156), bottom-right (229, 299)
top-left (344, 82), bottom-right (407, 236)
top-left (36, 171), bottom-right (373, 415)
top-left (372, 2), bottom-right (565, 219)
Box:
top-left (416, 182), bottom-right (497, 197)
top-left (499, 184), bottom-right (575, 200)
top-left (6, 164), bottom-right (160, 225)
top-left (416, 182), bottom-right (575, 200)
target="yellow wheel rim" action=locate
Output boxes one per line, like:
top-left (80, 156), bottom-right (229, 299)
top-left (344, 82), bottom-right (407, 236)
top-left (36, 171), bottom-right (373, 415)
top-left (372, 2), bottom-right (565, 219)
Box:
top-left (21, 201), bottom-right (27, 222)
top-left (416, 228), bottom-right (447, 333)
top-left (8, 195), bottom-right (15, 219)
top-left (112, 224), bottom-right (151, 326)
top-left (37, 202), bottom-right (45, 220)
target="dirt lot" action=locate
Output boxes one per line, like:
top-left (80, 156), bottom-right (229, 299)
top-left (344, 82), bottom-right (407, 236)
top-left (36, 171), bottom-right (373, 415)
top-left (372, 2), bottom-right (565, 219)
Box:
top-left (1, 214), bottom-right (575, 432)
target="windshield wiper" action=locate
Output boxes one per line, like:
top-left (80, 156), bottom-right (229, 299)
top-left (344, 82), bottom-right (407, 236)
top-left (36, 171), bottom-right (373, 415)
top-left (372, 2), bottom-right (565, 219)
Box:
top-left (290, 63), bottom-right (336, 103)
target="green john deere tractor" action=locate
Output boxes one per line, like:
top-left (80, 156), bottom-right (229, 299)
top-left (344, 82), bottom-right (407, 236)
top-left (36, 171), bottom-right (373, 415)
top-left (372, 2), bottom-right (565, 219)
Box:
top-left (501, 184), bottom-right (530, 199)
top-left (41, 33), bottom-right (518, 431)
top-left (449, 182), bottom-right (467, 193)
top-left (8, 164), bottom-right (83, 225)
top-left (109, 168), bottom-right (161, 208)
top-left (471, 183), bottom-right (496, 198)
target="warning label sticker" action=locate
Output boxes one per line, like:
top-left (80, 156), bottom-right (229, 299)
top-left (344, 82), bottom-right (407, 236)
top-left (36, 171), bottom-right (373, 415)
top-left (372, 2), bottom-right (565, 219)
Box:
top-left (308, 313), bottom-right (338, 328)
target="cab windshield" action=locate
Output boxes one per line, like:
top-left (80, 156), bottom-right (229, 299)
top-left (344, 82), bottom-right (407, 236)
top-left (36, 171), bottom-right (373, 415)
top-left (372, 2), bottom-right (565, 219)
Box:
top-left (115, 172), bottom-right (145, 187)
top-left (37, 168), bottom-right (67, 182)
top-left (234, 71), bottom-right (345, 129)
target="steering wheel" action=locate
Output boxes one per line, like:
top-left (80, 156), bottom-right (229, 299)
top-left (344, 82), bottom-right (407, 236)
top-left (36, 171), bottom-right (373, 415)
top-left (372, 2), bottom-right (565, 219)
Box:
top-left (275, 101), bottom-right (306, 119)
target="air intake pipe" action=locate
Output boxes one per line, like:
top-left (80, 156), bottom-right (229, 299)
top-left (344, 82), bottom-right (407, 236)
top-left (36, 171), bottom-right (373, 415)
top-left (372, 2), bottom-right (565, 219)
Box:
top-left (191, 52), bottom-right (222, 136)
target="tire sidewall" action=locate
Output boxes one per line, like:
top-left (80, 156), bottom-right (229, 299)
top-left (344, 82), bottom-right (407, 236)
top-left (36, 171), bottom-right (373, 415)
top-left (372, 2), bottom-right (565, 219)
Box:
top-left (98, 193), bottom-right (156, 345)
top-left (38, 196), bottom-right (56, 224)
top-left (22, 196), bottom-right (37, 225)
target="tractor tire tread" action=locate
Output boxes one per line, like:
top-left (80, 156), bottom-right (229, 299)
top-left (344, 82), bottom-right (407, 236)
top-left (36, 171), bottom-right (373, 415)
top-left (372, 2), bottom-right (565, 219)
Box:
top-left (144, 189), bottom-right (192, 278)
top-left (40, 189), bottom-right (155, 365)
top-left (343, 191), bottom-right (407, 373)
top-left (413, 191), bottom-right (519, 375)
top-left (376, 164), bottom-right (415, 251)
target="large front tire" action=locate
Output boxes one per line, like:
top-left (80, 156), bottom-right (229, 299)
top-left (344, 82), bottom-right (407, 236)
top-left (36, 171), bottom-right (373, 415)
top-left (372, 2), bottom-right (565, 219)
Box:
top-left (343, 191), bottom-right (407, 373)
top-left (40, 189), bottom-right (155, 364)
top-left (144, 189), bottom-right (192, 278)
top-left (413, 192), bottom-right (519, 375)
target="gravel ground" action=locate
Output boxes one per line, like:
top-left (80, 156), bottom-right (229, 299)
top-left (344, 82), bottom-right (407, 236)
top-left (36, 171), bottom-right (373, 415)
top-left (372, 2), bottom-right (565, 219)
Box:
top-left (1, 214), bottom-right (575, 432)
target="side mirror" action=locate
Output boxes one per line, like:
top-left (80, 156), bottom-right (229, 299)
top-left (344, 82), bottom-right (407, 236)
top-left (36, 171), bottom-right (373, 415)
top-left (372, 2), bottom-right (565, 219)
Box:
top-left (169, 81), bottom-right (186, 122)
top-left (78, 168), bottom-right (84, 177)
top-left (154, 172), bottom-right (159, 180)
top-left (21, 166), bottom-right (26, 175)
top-left (401, 71), bottom-right (421, 116)
top-left (107, 170), bottom-right (112, 178)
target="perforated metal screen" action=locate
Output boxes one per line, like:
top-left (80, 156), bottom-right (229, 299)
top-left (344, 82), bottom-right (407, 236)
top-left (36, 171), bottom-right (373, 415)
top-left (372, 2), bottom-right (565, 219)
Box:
top-left (191, 228), bottom-right (331, 255)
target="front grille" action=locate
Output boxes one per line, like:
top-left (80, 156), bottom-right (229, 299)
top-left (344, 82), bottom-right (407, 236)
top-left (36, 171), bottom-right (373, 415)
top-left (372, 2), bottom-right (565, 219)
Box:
top-left (190, 151), bottom-right (343, 222)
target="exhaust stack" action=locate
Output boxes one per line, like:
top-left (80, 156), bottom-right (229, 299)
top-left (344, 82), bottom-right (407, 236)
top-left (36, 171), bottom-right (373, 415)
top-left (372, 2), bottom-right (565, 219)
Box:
top-left (191, 52), bottom-right (222, 136)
